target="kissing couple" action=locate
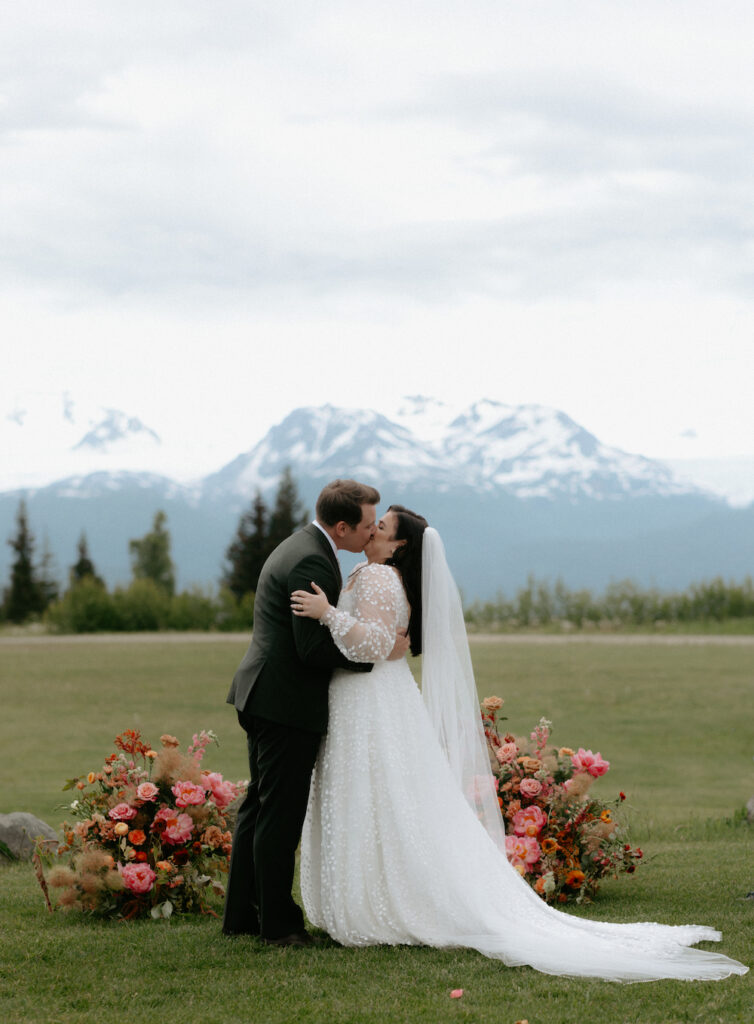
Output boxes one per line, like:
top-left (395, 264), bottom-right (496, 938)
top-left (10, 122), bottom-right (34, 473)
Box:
top-left (222, 479), bottom-right (746, 982)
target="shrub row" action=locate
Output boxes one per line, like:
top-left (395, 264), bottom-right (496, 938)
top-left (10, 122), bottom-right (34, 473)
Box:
top-left (464, 575), bottom-right (754, 629)
top-left (45, 578), bottom-right (255, 633)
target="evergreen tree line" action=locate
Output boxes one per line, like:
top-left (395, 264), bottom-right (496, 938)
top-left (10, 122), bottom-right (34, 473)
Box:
top-left (0, 469), bottom-right (307, 633)
top-left (464, 573), bottom-right (754, 631)
top-left (4, 470), bottom-right (753, 633)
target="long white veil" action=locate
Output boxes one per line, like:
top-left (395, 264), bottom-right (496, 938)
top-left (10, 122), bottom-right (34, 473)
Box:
top-left (420, 527), bottom-right (507, 850)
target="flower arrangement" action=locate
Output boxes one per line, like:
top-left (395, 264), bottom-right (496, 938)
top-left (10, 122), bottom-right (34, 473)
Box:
top-left (480, 695), bottom-right (643, 903)
top-left (38, 728), bottom-right (246, 920)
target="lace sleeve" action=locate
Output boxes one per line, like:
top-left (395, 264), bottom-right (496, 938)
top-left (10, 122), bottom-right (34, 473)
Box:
top-left (320, 564), bottom-right (401, 662)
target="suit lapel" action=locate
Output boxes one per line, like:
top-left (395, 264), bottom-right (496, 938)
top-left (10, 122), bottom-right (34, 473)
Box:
top-left (304, 523), bottom-right (342, 590)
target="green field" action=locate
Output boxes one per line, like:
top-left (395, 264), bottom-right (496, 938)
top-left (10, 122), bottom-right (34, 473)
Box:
top-left (1, 635), bottom-right (752, 1023)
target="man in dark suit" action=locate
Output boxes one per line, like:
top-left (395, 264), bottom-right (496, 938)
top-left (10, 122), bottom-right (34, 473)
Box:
top-left (222, 479), bottom-right (408, 946)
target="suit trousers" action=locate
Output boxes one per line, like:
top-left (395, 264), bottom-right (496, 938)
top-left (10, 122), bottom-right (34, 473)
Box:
top-left (222, 710), bottom-right (322, 939)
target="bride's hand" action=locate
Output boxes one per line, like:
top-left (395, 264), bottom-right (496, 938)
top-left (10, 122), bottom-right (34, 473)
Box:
top-left (291, 583), bottom-right (331, 620)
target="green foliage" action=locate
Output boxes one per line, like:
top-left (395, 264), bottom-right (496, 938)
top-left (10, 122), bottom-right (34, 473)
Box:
top-left (465, 575), bottom-right (754, 630)
top-left (3, 499), bottom-right (46, 623)
top-left (46, 577), bottom-right (120, 633)
top-left (128, 510), bottom-right (176, 595)
top-left (70, 531), bottom-right (103, 587)
top-left (45, 579), bottom-right (255, 633)
top-left (222, 467), bottom-right (308, 599)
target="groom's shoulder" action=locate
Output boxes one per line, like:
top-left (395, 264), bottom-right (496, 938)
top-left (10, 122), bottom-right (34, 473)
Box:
top-left (266, 525), bottom-right (325, 568)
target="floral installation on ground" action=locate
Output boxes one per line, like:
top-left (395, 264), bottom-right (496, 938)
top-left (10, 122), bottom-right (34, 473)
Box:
top-left (480, 695), bottom-right (643, 903)
top-left (37, 728), bottom-right (246, 920)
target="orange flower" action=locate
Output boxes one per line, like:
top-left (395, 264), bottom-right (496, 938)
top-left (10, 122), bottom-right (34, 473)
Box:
top-left (160, 734), bottom-right (180, 748)
top-left (156, 860), bottom-right (174, 872)
top-left (600, 810), bottom-right (612, 822)
top-left (565, 869), bottom-right (585, 888)
top-left (128, 829), bottom-right (147, 846)
top-left (87, 772), bottom-right (96, 784)
top-left (534, 876), bottom-right (548, 894)
top-left (541, 838), bottom-right (559, 855)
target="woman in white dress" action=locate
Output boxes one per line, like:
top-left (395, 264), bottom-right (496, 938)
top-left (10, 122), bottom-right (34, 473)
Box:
top-left (290, 506), bottom-right (747, 982)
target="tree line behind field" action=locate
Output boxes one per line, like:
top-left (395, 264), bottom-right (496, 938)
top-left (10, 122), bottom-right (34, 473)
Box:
top-left (2, 467), bottom-right (753, 633)
top-left (464, 574), bottom-right (754, 632)
top-left (0, 468), bottom-right (307, 632)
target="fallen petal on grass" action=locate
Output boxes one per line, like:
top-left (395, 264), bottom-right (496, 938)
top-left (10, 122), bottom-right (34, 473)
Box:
top-left (450, 989), bottom-right (464, 998)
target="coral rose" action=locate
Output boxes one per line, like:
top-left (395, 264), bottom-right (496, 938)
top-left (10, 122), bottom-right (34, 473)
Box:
top-left (512, 805), bottom-right (546, 837)
top-left (128, 829), bottom-right (146, 845)
top-left (120, 862), bottom-right (156, 894)
top-left (108, 802), bottom-right (137, 821)
top-left (172, 780), bottom-right (207, 807)
top-left (136, 782), bottom-right (159, 802)
top-left (495, 742), bottom-right (518, 764)
top-left (160, 812), bottom-right (194, 846)
top-left (519, 778), bottom-right (542, 799)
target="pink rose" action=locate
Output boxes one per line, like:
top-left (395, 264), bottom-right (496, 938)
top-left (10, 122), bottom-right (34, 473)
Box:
top-left (120, 862), bottom-right (156, 894)
top-left (202, 772), bottom-right (239, 810)
top-left (136, 782), bottom-right (159, 802)
top-left (161, 812), bottom-right (194, 846)
top-left (108, 802), bottom-right (137, 821)
top-left (495, 742), bottom-right (518, 764)
top-left (171, 780), bottom-right (207, 807)
top-left (571, 748), bottom-right (610, 777)
top-left (519, 778), bottom-right (542, 799)
top-left (512, 805), bottom-right (546, 837)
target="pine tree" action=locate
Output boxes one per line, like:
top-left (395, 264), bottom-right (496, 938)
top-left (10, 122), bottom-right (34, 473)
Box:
top-left (222, 491), bottom-right (269, 599)
top-left (70, 531), bottom-right (103, 587)
top-left (37, 534), bottom-right (60, 609)
top-left (128, 510), bottom-right (176, 595)
top-left (4, 499), bottom-right (45, 622)
top-left (266, 466), bottom-right (309, 553)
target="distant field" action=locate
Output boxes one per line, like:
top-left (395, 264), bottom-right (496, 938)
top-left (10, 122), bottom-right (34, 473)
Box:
top-left (1, 635), bottom-right (751, 1024)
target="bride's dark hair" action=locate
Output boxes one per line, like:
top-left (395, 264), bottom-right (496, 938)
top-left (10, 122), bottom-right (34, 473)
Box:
top-left (385, 504), bottom-right (428, 656)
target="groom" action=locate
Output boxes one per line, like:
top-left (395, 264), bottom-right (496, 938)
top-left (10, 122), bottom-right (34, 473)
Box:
top-left (222, 478), bottom-right (408, 946)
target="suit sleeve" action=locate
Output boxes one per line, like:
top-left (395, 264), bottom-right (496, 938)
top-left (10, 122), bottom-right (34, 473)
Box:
top-left (287, 555), bottom-right (373, 673)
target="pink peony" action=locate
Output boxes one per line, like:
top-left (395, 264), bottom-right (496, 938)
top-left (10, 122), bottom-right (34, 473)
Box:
top-left (512, 805), bottom-right (546, 837)
top-left (571, 748), bottom-right (610, 777)
top-left (120, 862), bottom-right (156, 894)
top-left (161, 812), bottom-right (194, 846)
top-left (495, 742), bottom-right (519, 764)
top-left (136, 782), bottom-right (159, 802)
top-left (519, 778), bottom-right (542, 799)
top-left (505, 834), bottom-right (541, 872)
top-left (202, 771), bottom-right (239, 810)
top-left (108, 802), bottom-right (137, 821)
top-left (171, 780), bottom-right (207, 807)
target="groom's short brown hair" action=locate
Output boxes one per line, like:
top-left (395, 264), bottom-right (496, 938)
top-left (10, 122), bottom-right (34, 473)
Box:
top-left (316, 479), bottom-right (380, 528)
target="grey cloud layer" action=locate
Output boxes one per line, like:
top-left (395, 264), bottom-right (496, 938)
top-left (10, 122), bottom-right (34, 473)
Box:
top-left (1, 6), bottom-right (753, 306)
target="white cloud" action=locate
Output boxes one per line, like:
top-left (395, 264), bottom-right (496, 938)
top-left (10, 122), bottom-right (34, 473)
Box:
top-left (2, 0), bottom-right (754, 466)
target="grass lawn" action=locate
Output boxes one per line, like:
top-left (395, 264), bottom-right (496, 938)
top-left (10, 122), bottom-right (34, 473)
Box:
top-left (1, 635), bottom-right (752, 1024)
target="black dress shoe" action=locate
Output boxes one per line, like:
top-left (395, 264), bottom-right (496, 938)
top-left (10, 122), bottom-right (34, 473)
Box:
top-left (261, 931), bottom-right (314, 948)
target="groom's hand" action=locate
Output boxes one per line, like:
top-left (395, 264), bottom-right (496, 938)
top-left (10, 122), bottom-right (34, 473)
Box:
top-left (387, 628), bottom-right (410, 661)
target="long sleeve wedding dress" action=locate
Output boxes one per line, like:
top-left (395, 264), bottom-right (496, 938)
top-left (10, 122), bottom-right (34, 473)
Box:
top-left (300, 542), bottom-right (747, 983)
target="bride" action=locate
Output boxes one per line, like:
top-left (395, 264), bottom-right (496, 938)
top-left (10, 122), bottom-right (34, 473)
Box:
top-left (290, 505), bottom-right (747, 982)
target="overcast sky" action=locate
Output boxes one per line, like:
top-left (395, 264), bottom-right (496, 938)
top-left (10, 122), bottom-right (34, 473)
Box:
top-left (3, 0), bottom-right (754, 471)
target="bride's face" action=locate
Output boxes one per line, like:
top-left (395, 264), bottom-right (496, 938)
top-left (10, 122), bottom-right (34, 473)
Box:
top-left (365, 511), bottom-right (404, 563)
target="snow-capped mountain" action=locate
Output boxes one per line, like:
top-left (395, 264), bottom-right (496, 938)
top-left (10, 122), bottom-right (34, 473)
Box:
top-left (1, 393), bottom-right (163, 489)
top-left (204, 398), bottom-right (704, 504)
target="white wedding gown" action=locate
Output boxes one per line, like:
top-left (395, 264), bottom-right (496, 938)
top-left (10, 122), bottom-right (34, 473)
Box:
top-left (301, 563), bottom-right (747, 982)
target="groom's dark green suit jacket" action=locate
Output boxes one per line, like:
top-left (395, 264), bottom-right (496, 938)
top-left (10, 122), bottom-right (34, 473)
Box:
top-left (226, 524), bottom-right (372, 733)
